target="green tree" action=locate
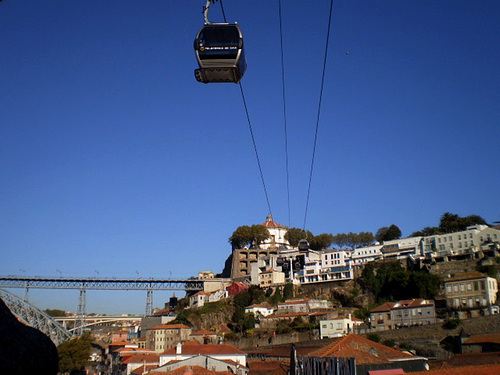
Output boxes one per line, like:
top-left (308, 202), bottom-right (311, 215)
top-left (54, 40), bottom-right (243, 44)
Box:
top-left (360, 261), bottom-right (409, 302)
top-left (358, 232), bottom-right (375, 247)
top-left (408, 271), bottom-right (441, 299)
top-left (250, 224), bottom-right (270, 248)
top-left (440, 212), bottom-right (487, 233)
top-left (58, 332), bottom-right (93, 374)
top-left (268, 288), bottom-right (283, 304)
top-left (332, 233), bottom-right (349, 248)
top-left (375, 225), bottom-right (402, 243)
top-left (411, 226), bottom-right (441, 237)
top-left (309, 233), bottom-right (334, 250)
top-left (229, 225), bottom-right (253, 249)
top-left (45, 309), bottom-right (67, 317)
top-left (283, 283), bottom-right (294, 300)
top-left (228, 225), bottom-right (270, 249)
top-left (345, 232), bottom-right (361, 249)
top-left (285, 228), bottom-right (313, 247)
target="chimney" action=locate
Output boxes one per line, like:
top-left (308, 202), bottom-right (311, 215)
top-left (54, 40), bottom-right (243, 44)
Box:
top-left (176, 342), bottom-right (182, 355)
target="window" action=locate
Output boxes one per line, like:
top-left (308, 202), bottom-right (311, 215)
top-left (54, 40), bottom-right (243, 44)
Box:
top-left (467, 283), bottom-right (472, 291)
top-left (458, 235), bottom-right (462, 240)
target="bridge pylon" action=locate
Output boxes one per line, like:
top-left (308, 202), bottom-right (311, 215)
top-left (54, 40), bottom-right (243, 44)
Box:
top-left (74, 287), bottom-right (87, 336)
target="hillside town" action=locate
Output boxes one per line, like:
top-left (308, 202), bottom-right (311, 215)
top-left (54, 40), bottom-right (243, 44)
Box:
top-left (52, 214), bottom-right (500, 375)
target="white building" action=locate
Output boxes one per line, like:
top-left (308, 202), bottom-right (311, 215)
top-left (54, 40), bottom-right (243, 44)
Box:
top-left (381, 237), bottom-right (424, 259)
top-left (297, 249), bottom-right (353, 284)
top-left (260, 215), bottom-right (290, 250)
top-left (425, 225), bottom-right (500, 260)
top-left (319, 315), bottom-right (363, 338)
top-left (351, 245), bottom-right (383, 267)
top-left (159, 341), bottom-right (247, 367)
top-left (245, 302), bottom-right (274, 317)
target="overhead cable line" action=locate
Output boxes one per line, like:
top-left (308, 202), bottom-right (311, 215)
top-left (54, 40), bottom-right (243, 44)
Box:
top-left (278, 0), bottom-right (291, 227)
top-left (302, 0), bottom-right (335, 230)
top-left (219, 0), bottom-right (274, 217)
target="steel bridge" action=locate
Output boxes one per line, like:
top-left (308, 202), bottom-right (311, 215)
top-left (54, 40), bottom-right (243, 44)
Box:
top-left (0, 275), bottom-right (204, 337)
top-left (0, 289), bottom-right (72, 346)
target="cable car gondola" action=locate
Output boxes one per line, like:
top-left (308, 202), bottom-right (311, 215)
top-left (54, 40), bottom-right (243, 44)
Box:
top-left (298, 239), bottom-right (309, 252)
top-left (194, 23), bottom-right (247, 83)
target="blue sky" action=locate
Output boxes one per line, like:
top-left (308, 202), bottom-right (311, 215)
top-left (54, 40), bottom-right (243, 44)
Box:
top-left (1, 0), bottom-right (499, 314)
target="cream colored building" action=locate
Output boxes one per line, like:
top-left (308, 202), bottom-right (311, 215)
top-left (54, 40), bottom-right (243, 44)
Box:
top-left (425, 225), bottom-right (500, 260)
top-left (444, 271), bottom-right (498, 314)
top-left (259, 269), bottom-right (285, 288)
top-left (145, 324), bottom-right (192, 353)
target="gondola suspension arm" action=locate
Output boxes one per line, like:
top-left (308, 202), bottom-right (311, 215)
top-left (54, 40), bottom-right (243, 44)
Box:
top-left (203, 0), bottom-right (217, 24)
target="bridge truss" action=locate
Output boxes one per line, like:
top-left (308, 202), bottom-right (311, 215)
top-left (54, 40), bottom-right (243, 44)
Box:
top-left (0, 288), bottom-right (72, 346)
top-left (0, 276), bottom-right (204, 334)
top-left (0, 276), bottom-right (204, 291)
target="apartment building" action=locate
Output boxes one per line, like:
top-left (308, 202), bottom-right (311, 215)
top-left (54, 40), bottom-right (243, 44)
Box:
top-left (444, 271), bottom-right (498, 316)
top-left (277, 298), bottom-right (333, 314)
top-left (259, 269), bottom-right (285, 288)
top-left (424, 225), bottom-right (500, 260)
top-left (145, 324), bottom-right (192, 353)
top-left (370, 299), bottom-right (436, 331)
top-left (319, 315), bottom-right (363, 338)
top-left (351, 244), bottom-right (383, 267)
top-left (297, 249), bottom-right (353, 284)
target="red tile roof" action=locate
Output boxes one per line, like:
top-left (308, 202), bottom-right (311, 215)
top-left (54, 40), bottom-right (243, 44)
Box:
top-left (463, 333), bottom-right (500, 345)
top-left (161, 341), bottom-right (245, 356)
top-left (131, 364), bottom-right (159, 374)
top-left (309, 334), bottom-right (416, 365)
top-left (370, 302), bottom-right (395, 313)
top-left (368, 369), bottom-right (405, 375)
top-left (445, 271), bottom-right (488, 282)
top-left (247, 360), bottom-right (287, 375)
top-left (153, 365), bottom-right (233, 375)
top-left (121, 353), bottom-right (160, 364)
top-left (391, 299), bottom-right (434, 310)
top-left (246, 302), bottom-right (273, 309)
top-left (429, 352), bottom-right (500, 369)
top-left (412, 363), bottom-right (500, 375)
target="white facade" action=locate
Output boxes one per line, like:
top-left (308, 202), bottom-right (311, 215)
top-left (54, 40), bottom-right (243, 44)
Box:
top-left (260, 215), bottom-right (290, 250)
top-left (319, 316), bottom-right (362, 338)
top-left (298, 249), bottom-right (353, 284)
top-left (159, 342), bottom-right (247, 367)
top-left (425, 225), bottom-right (500, 259)
top-left (189, 291), bottom-right (210, 308)
top-left (208, 289), bottom-right (228, 303)
top-left (382, 237), bottom-right (423, 259)
top-left (351, 245), bottom-right (383, 267)
top-left (245, 303), bottom-right (274, 317)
